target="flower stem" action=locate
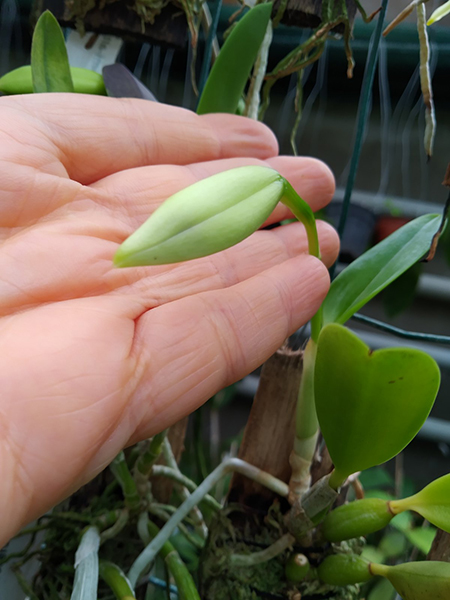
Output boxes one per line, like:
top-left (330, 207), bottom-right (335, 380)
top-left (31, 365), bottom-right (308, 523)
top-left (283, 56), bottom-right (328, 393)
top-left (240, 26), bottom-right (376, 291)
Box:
top-left (289, 339), bottom-right (319, 499)
top-left (280, 179), bottom-right (322, 342)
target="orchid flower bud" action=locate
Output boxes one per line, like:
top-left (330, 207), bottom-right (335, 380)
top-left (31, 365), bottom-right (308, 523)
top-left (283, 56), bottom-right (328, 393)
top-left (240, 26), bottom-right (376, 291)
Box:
top-left (114, 166), bottom-right (284, 267)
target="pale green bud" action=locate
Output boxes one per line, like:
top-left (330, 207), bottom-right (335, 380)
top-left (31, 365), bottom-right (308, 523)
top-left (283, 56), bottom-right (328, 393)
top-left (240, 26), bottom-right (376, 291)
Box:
top-left (113, 166), bottom-right (284, 267)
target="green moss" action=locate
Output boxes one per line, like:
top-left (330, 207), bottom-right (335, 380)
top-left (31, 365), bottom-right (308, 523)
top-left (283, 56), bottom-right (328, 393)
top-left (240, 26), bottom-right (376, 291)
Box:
top-left (200, 505), bottom-right (290, 600)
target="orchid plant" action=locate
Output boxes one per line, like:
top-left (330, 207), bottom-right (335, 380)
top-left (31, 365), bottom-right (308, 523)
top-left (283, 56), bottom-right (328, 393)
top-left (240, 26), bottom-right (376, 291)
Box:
top-left (1, 5), bottom-right (449, 600)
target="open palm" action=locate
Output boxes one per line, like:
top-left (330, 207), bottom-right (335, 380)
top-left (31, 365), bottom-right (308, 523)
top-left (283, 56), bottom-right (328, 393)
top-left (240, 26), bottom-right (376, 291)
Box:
top-left (0, 94), bottom-right (338, 545)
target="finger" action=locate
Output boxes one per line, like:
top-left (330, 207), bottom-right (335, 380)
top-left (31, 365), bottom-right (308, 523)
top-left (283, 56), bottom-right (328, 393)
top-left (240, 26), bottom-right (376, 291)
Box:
top-left (0, 214), bottom-right (338, 315)
top-left (121, 220), bottom-right (339, 305)
top-left (188, 155), bottom-right (335, 220)
top-left (93, 155), bottom-right (335, 229)
top-left (265, 155), bottom-right (335, 218)
top-left (0, 294), bottom-right (139, 542)
top-left (127, 254), bottom-right (329, 441)
top-left (4, 95), bottom-right (278, 184)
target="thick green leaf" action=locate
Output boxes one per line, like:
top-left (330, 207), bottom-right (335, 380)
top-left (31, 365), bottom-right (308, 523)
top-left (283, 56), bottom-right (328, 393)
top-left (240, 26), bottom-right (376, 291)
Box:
top-left (31, 11), bottom-right (74, 93)
top-left (322, 214), bottom-right (441, 325)
top-left (391, 474), bottom-right (450, 533)
top-left (196, 3), bottom-right (272, 114)
top-left (372, 561), bottom-right (450, 600)
top-left (315, 324), bottom-right (440, 482)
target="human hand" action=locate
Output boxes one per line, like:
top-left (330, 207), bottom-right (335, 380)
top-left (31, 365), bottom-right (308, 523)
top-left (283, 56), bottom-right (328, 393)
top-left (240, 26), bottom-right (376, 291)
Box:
top-left (0, 94), bottom-right (338, 546)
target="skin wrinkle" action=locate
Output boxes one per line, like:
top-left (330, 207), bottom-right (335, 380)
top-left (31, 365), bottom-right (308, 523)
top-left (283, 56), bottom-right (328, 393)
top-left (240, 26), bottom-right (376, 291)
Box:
top-left (202, 290), bottom-right (263, 385)
top-left (1, 108), bottom-right (65, 178)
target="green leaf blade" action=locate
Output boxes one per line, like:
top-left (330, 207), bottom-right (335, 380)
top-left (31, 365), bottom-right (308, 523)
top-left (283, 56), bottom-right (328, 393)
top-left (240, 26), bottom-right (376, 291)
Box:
top-left (315, 324), bottom-right (440, 481)
top-left (31, 11), bottom-right (74, 93)
top-left (196, 3), bottom-right (272, 115)
top-left (392, 474), bottom-right (450, 533)
top-left (323, 214), bottom-right (441, 326)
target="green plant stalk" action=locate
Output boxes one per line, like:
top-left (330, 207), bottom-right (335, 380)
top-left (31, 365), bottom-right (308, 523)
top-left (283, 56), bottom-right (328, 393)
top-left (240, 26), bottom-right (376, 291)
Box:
top-left (100, 561), bottom-right (136, 599)
top-left (110, 451), bottom-right (141, 511)
top-left (128, 458), bottom-right (289, 586)
top-left (281, 181), bottom-right (321, 499)
top-left (329, 466), bottom-right (349, 490)
top-left (229, 533), bottom-right (295, 567)
top-left (136, 430), bottom-right (168, 478)
top-left (134, 430), bottom-right (168, 497)
top-left (146, 520), bottom-right (200, 600)
top-left (289, 339), bottom-right (319, 499)
top-left (280, 180), bottom-right (322, 341)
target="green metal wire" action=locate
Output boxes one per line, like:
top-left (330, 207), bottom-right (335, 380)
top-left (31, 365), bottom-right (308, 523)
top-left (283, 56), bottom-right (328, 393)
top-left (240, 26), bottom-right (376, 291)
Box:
top-left (198, 0), bottom-right (223, 98)
top-left (335, 0), bottom-right (389, 250)
top-left (351, 313), bottom-right (450, 345)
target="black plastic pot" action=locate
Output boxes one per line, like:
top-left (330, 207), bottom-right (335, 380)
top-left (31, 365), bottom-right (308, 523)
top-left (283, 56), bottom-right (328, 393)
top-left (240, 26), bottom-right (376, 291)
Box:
top-left (325, 202), bottom-right (377, 263)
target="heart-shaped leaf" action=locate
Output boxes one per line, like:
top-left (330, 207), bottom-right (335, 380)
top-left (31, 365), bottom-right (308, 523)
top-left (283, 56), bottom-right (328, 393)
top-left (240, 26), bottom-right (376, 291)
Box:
top-left (196, 3), bottom-right (272, 115)
top-left (322, 214), bottom-right (441, 326)
top-left (390, 473), bottom-right (450, 533)
top-left (371, 561), bottom-right (450, 600)
top-left (315, 324), bottom-right (440, 483)
top-left (31, 11), bottom-right (74, 93)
